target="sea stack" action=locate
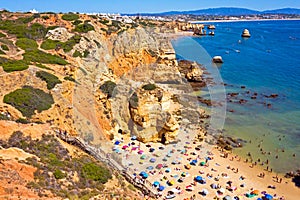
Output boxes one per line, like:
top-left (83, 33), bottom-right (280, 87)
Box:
top-left (242, 29), bottom-right (251, 37)
top-left (212, 56), bottom-right (223, 63)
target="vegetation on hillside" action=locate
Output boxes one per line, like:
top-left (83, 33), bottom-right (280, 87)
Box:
top-left (23, 50), bottom-right (68, 65)
top-left (100, 81), bottom-right (117, 98)
top-left (15, 38), bottom-right (38, 51)
top-left (0, 58), bottom-right (29, 72)
top-left (61, 13), bottom-right (79, 21)
top-left (74, 22), bottom-right (95, 33)
top-left (36, 71), bottom-right (62, 89)
top-left (3, 86), bottom-right (54, 118)
top-left (142, 83), bottom-right (157, 90)
top-left (0, 132), bottom-right (112, 199)
top-left (41, 35), bottom-right (81, 52)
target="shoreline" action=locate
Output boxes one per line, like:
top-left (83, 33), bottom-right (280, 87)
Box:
top-left (189, 18), bottom-right (300, 23)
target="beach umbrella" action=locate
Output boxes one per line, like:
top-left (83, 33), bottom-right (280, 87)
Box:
top-left (167, 153), bottom-right (172, 157)
top-left (163, 157), bottom-right (168, 161)
top-left (252, 190), bottom-right (259, 195)
top-left (146, 144), bottom-right (151, 147)
top-left (140, 155), bottom-right (146, 159)
top-left (158, 185), bottom-right (165, 191)
top-left (172, 160), bottom-right (179, 165)
top-left (112, 146), bottom-right (118, 150)
top-left (185, 185), bottom-right (194, 191)
top-left (131, 147), bottom-right (137, 151)
top-left (201, 188), bottom-right (209, 196)
top-left (165, 168), bottom-right (171, 173)
top-left (131, 136), bottom-right (137, 140)
top-left (195, 176), bottom-right (203, 182)
top-left (264, 194), bottom-right (273, 200)
top-left (181, 172), bottom-right (187, 177)
top-left (153, 181), bottom-right (160, 187)
top-left (223, 195), bottom-right (232, 200)
top-left (147, 166), bottom-right (154, 170)
top-left (122, 145), bottom-right (128, 149)
top-left (156, 164), bottom-right (163, 169)
top-left (115, 149), bottom-right (121, 153)
top-left (149, 148), bottom-right (155, 152)
top-left (150, 158), bottom-right (156, 163)
top-left (200, 161), bottom-right (206, 166)
top-left (185, 164), bottom-right (191, 169)
top-left (211, 183), bottom-right (218, 189)
top-left (139, 171), bottom-right (148, 179)
top-left (159, 146), bottom-right (165, 150)
top-left (168, 180), bottom-right (175, 186)
top-left (138, 150), bottom-right (144, 154)
top-left (114, 141), bottom-right (121, 145)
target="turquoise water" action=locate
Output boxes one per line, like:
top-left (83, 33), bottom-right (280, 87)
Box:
top-left (172, 20), bottom-right (300, 173)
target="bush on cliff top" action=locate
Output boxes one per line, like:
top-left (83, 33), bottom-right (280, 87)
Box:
top-left (61, 13), bottom-right (79, 21)
top-left (36, 71), bottom-right (62, 90)
top-left (3, 86), bottom-right (54, 118)
top-left (74, 23), bottom-right (94, 33)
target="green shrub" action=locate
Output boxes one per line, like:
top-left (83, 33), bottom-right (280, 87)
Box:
top-left (99, 19), bottom-right (110, 25)
top-left (83, 50), bottom-right (89, 58)
top-left (0, 49), bottom-right (5, 54)
top-left (53, 169), bottom-right (66, 179)
top-left (3, 86), bottom-right (54, 118)
top-left (100, 81), bottom-right (116, 98)
top-left (72, 19), bottom-right (82, 26)
top-left (81, 162), bottom-right (111, 183)
top-left (16, 118), bottom-right (30, 124)
top-left (0, 59), bottom-right (28, 72)
top-left (36, 71), bottom-right (62, 89)
top-left (74, 23), bottom-right (94, 33)
top-left (72, 50), bottom-right (82, 57)
top-left (41, 15), bottom-right (50, 20)
top-left (0, 32), bottom-right (5, 38)
top-left (64, 76), bottom-right (76, 82)
top-left (1, 44), bottom-right (8, 51)
top-left (61, 13), bottom-right (79, 21)
top-left (142, 83), bottom-right (157, 90)
top-left (35, 63), bottom-right (52, 70)
top-left (61, 35), bottom-right (81, 52)
top-left (0, 19), bottom-right (48, 39)
top-left (16, 38), bottom-right (38, 51)
top-left (40, 39), bottom-right (61, 50)
top-left (23, 50), bottom-right (68, 65)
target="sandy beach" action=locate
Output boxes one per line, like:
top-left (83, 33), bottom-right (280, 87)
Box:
top-left (112, 134), bottom-right (300, 200)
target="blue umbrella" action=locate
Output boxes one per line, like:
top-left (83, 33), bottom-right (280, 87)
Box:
top-left (165, 168), bottom-right (171, 173)
top-left (264, 194), bottom-right (273, 200)
top-left (147, 166), bottom-right (154, 170)
top-left (195, 176), bottom-right (203, 182)
top-left (114, 141), bottom-right (121, 145)
top-left (158, 185), bottom-right (165, 191)
top-left (150, 158), bottom-right (156, 163)
top-left (150, 148), bottom-right (155, 152)
top-left (153, 181), bottom-right (160, 187)
top-left (139, 171), bottom-right (148, 179)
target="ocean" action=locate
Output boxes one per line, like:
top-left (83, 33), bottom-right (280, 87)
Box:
top-left (172, 20), bottom-right (300, 173)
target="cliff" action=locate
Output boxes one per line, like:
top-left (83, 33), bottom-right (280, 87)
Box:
top-left (0, 11), bottom-right (205, 198)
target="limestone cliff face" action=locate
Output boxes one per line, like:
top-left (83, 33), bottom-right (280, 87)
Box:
top-left (128, 86), bottom-right (179, 143)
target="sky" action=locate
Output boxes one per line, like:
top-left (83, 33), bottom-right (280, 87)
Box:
top-left (1, 0), bottom-right (299, 14)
